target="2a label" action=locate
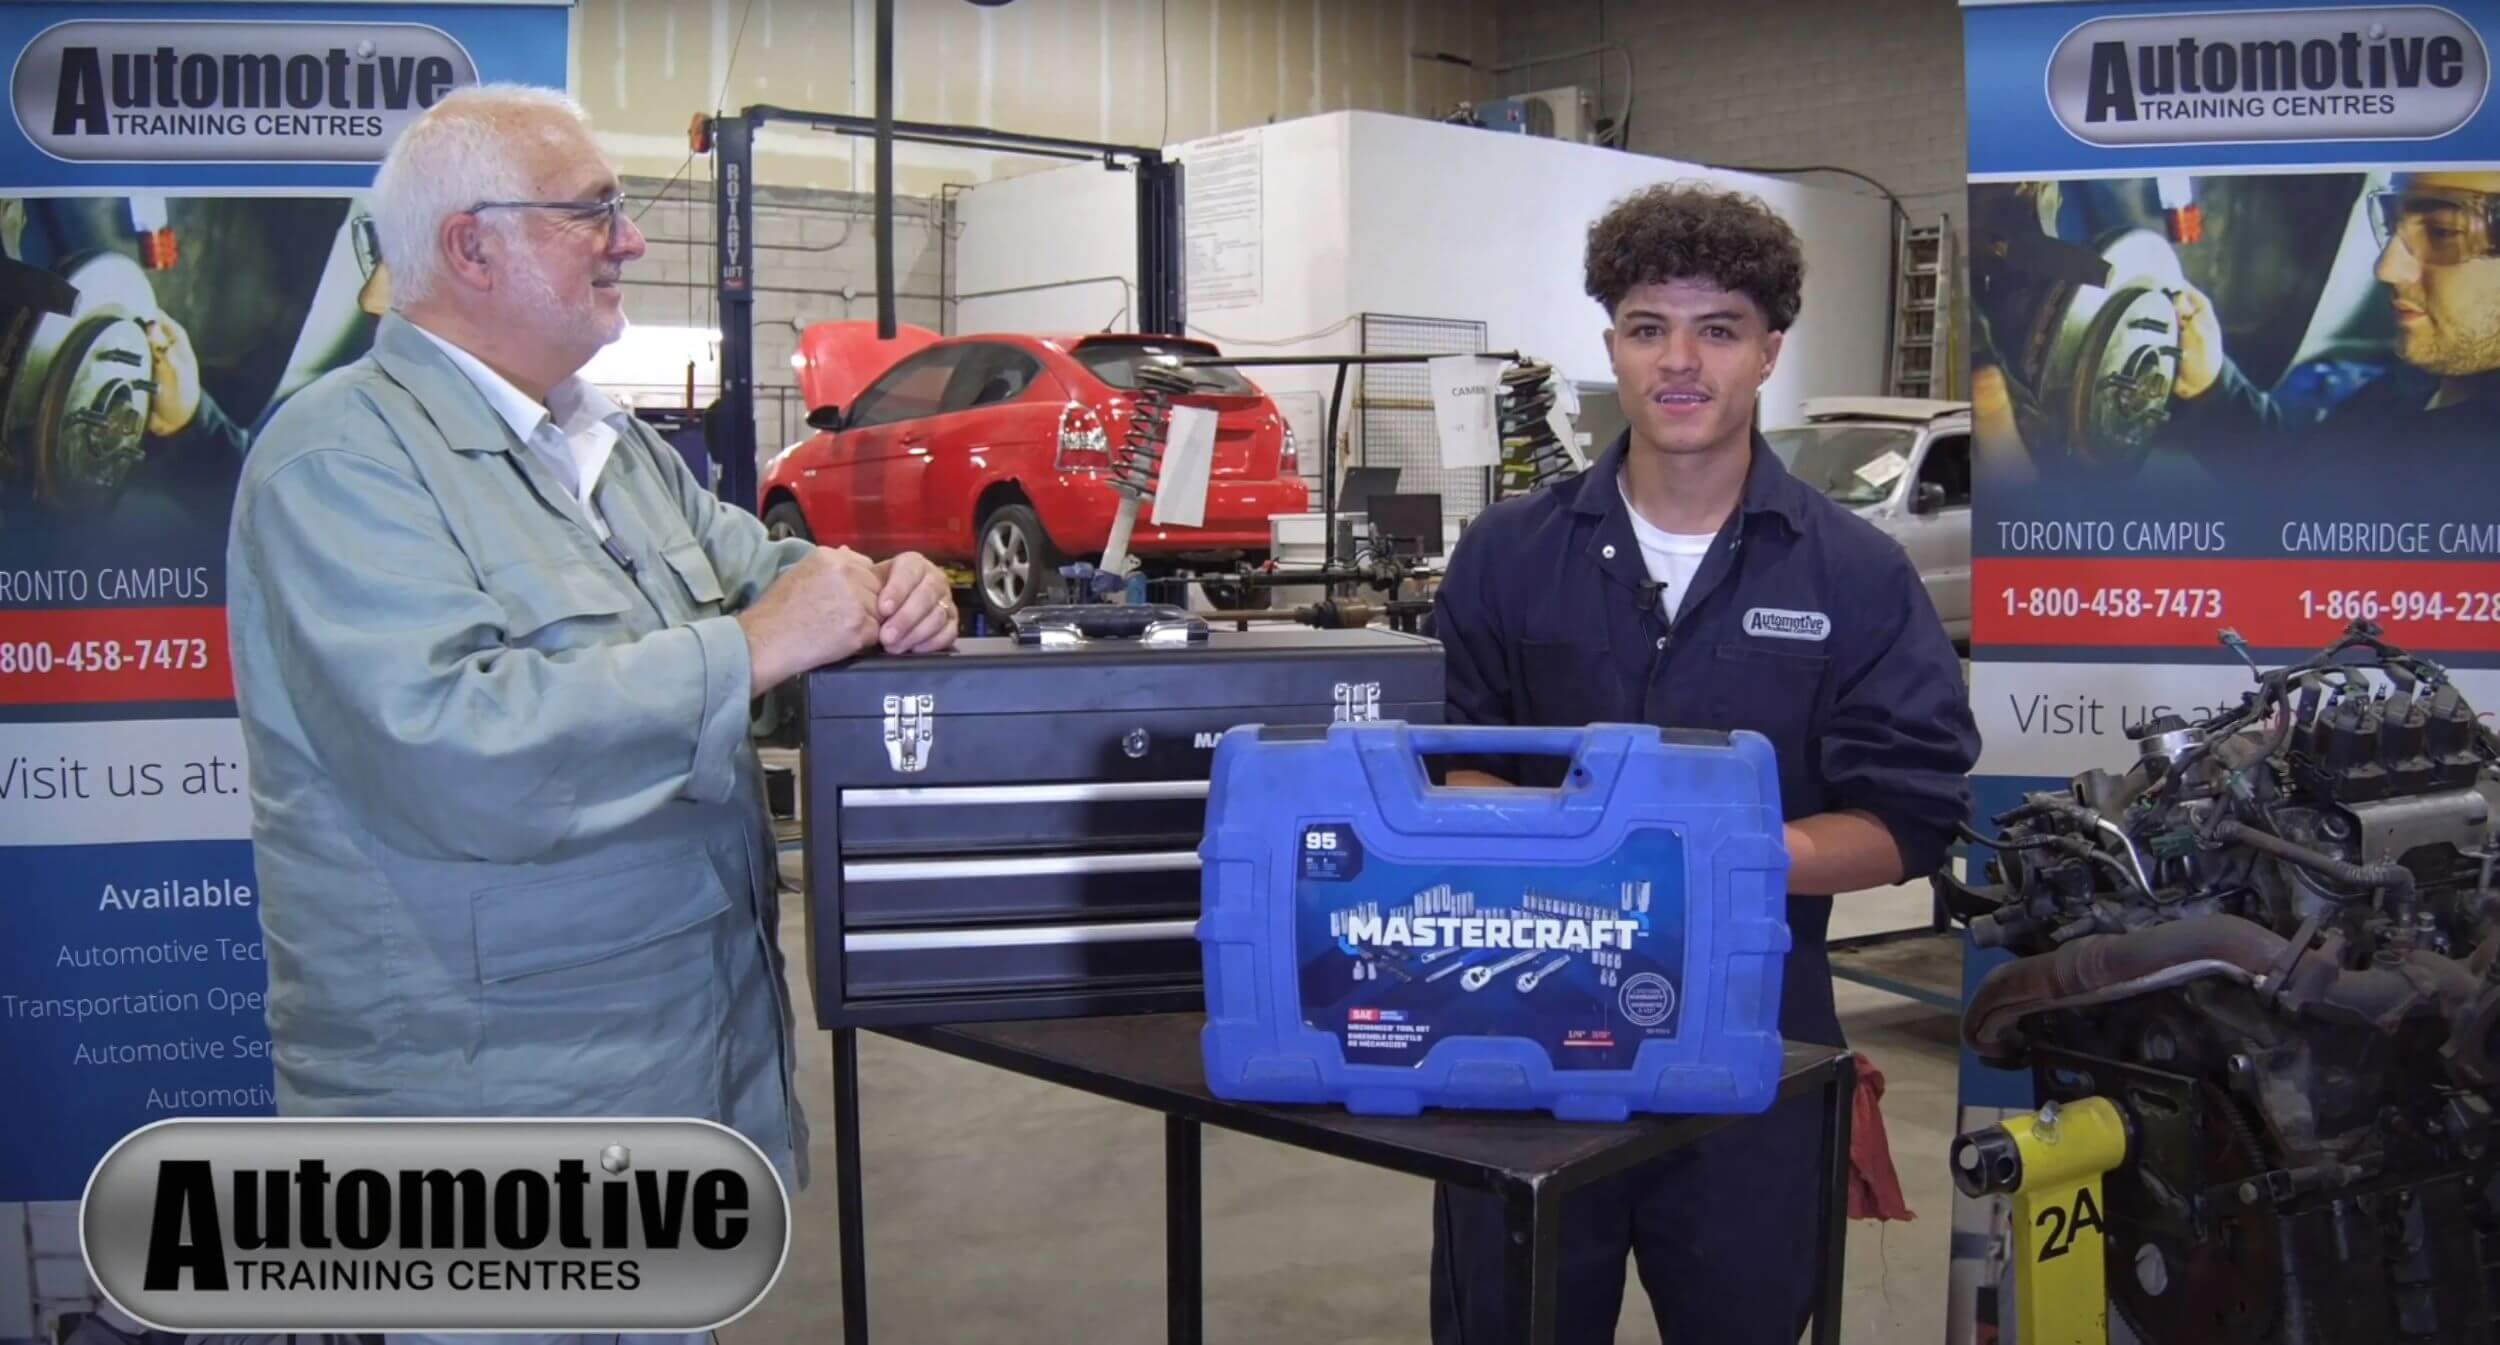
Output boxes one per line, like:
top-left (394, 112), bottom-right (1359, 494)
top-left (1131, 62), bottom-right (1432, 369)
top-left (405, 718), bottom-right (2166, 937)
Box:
top-left (2033, 1187), bottom-right (2105, 1263)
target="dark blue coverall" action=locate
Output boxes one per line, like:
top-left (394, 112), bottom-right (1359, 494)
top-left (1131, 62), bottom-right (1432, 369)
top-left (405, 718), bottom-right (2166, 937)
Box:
top-left (1425, 430), bottom-right (1978, 1343)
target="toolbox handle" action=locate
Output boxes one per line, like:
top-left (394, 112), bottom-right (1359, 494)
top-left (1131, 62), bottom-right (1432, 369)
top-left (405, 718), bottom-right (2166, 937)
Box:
top-left (1353, 722), bottom-right (1636, 837)
top-left (1008, 603), bottom-right (1208, 648)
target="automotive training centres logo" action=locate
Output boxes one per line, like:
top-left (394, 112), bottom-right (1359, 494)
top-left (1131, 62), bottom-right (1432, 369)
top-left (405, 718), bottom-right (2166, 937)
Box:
top-left (2045, 6), bottom-right (2490, 147)
top-left (79, 1118), bottom-right (789, 1334)
top-left (11, 19), bottom-right (479, 163)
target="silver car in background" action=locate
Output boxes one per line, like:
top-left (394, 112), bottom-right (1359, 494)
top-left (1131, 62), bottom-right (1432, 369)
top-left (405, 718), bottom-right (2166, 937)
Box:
top-left (1763, 397), bottom-right (1971, 646)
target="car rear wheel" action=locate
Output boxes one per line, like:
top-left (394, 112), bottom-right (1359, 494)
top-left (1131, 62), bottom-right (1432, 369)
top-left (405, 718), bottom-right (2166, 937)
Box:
top-left (763, 500), bottom-right (814, 544)
top-left (975, 503), bottom-right (1061, 623)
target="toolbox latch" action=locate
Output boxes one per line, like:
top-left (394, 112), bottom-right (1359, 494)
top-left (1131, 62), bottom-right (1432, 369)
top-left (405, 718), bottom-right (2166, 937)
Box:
top-left (882, 693), bottom-right (934, 773)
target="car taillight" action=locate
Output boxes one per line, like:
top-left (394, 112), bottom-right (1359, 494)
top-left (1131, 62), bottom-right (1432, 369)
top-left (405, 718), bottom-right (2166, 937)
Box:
top-left (1056, 403), bottom-right (1110, 472)
top-left (1279, 422), bottom-right (1299, 477)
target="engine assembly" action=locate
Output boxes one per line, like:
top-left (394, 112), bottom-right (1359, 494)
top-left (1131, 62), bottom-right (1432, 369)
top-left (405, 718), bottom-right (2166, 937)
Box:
top-left (1943, 622), bottom-right (2500, 1343)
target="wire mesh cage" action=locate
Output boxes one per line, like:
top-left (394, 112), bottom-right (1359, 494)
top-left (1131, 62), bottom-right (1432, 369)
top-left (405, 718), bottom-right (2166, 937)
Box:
top-left (1356, 313), bottom-right (1491, 517)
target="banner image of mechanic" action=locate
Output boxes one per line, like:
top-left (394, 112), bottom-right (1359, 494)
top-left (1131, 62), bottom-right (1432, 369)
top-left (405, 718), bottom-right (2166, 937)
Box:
top-left (0, 8), bottom-right (568, 1343)
top-left (1954, 1), bottom-right (2500, 1339)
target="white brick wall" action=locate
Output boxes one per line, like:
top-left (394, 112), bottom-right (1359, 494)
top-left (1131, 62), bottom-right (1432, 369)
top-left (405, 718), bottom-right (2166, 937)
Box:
top-left (1496, 0), bottom-right (1969, 392)
top-left (1497, 0), bottom-right (1964, 207)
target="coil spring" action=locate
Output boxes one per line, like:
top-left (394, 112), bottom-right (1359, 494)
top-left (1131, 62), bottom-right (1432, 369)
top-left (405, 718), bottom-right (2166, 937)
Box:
top-left (1112, 363), bottom-right (1195, 503)
top-left (1497, 359), bottom-right (1580, 498)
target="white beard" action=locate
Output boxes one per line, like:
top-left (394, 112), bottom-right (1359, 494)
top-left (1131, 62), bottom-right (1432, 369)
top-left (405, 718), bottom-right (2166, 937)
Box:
top-left (504, 249), bottom-right (624, 356)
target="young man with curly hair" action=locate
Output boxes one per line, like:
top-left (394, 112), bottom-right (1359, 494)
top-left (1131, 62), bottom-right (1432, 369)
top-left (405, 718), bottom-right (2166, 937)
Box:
top-left (1427, 183), bottom-right (1978, 1342)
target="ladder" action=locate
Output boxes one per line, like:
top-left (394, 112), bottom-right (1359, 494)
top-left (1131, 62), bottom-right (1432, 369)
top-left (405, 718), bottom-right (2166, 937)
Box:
top-left (1890, 218), bottom-right (1955, 399)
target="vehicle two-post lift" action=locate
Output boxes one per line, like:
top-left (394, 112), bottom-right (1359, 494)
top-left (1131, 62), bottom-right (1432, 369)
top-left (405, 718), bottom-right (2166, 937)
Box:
top-left (686, 15), bottom-right (1469, 628)
top-left (690, 84), bottom-right (1184, 522)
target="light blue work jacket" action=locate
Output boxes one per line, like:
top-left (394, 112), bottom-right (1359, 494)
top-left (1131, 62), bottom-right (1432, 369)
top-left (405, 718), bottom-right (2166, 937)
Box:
top-left (227, 313), bottom-right (814, 1188)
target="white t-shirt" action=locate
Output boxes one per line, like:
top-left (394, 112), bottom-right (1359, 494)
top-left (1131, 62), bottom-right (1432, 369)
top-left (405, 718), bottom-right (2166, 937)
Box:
top-left (1619, 475), bottom-right (1717, 618)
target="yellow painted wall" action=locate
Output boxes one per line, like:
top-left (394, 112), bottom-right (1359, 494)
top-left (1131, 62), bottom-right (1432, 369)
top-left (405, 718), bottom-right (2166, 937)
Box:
top-left (571, 0), bottom-right (1498, 193)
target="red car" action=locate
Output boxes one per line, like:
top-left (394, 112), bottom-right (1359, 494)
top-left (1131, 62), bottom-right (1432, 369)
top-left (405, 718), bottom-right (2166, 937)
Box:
top-left (760, 323), bottom-right (1311, 621)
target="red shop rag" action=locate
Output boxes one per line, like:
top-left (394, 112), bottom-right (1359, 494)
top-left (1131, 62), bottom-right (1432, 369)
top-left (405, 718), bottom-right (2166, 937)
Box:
top-left (1847, 1055), bottom-right (1914, 1221)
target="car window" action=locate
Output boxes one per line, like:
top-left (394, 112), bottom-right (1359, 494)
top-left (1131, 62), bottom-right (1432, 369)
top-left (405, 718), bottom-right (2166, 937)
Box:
top-left (1075, 340), bottom-right (1259, 395)
top-left (1762, 423), bottom-right (1918, 507)
top-left (943, 344), bottom-right (1044, 412)
top-left (848, 346), bottom-right (966, 429)
top-left (1917, 433), bottom-right (1971, 508)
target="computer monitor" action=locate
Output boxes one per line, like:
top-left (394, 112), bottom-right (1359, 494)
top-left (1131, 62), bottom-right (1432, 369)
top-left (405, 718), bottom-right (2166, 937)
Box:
top-left (1365, 492), bottom-right (1445, 560)
top-left (1336, 466), bottom-right (1402, 515)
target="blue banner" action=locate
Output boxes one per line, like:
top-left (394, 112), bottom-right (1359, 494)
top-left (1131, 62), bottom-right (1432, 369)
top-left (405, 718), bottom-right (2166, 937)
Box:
top-left (1954, 0), bottom-right (2500, 1338)
top-left (0, 5), bottom-right (568, 1340)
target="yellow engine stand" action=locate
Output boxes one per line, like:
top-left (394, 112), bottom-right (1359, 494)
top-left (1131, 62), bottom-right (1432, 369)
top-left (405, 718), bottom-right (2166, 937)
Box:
top-left (1951, 1096), bottom-right (2133, 1345)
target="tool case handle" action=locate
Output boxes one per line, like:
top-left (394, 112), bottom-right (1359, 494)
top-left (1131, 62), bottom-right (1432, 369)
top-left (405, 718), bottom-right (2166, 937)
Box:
top-left (1352, 722), bottom-right (1646, 838)
top-left (1394, 724), bottom-right (1599, 761)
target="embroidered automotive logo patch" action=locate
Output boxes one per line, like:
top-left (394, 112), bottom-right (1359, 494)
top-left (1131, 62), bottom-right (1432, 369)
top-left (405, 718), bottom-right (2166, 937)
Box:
top-left (1744, 608), bottom-right (1830, 641)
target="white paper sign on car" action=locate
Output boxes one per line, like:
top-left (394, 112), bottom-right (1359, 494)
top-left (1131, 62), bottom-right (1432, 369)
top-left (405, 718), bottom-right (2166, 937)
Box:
top-left (1152, 404), bottom-right (1218, 527)
top-left (1854, 449), bottom-right (1910, 488)
top-left (1429, 355), bottom-right (1503, 468)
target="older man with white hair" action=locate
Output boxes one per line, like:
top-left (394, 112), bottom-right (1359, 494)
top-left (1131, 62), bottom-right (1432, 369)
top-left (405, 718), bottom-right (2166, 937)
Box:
top-left (226, 82), bottom-right (949, 1271)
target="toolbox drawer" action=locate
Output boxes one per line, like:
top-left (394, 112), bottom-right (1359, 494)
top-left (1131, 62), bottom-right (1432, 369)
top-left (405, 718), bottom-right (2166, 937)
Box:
top-left (832, 776), bottom-right (1209, 855)
top-left (837, 918), bottom-right (1203, 998)
top-left (835, 845), bottom-right (1202, 926)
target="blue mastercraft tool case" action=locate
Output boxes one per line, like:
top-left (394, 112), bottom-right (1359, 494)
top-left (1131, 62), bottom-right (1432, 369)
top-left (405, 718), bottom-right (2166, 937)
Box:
top-left (1197, 722), bottom-right (1791, 1121)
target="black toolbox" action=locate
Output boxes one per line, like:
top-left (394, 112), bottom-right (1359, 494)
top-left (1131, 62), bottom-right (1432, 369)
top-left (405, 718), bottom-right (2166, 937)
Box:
top-left (797, 610), bottom-right (1445, 1026)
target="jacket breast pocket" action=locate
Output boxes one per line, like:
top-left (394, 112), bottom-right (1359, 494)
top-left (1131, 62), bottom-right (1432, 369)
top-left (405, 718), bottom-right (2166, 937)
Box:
top-left (659, 540), bottom-right (728, 615)
top-left (1517, 637), bottom-right (1620, 726)
top-left (1710, 641), bottom-right (1830, 770)
top-left (468, 849), bottom-right (737, 1112)
top-left (488, 560), bottom-right (632, 651)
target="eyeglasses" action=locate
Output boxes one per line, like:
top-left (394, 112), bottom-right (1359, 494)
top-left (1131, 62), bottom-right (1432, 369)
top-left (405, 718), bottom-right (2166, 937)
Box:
top-left (2367, 186), bottom-right (2497, 266)
top-left (467, 194), bottom-right (636, 242)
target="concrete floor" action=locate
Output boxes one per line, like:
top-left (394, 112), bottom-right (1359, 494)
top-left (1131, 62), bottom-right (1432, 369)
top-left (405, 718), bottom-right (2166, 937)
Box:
top-left (732, 871), bottom-right (1968, 1345)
